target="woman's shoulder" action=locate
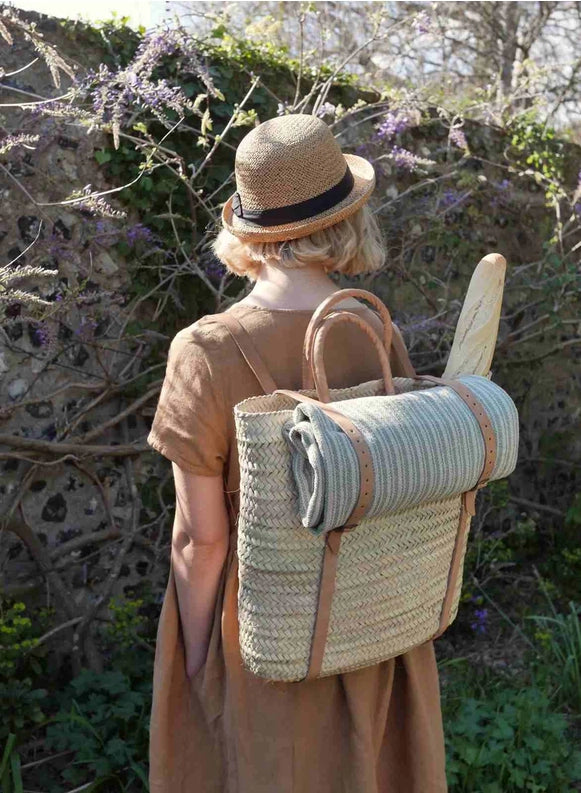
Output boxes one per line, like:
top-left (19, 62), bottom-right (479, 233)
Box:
top-left (171, 309), bottom-right (243, 348)
top-left (165, 313), bottom-right (245, 382)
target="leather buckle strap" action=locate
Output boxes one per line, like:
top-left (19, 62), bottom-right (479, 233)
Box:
top-left (412, 374), bottom-right (496, 489)
top-left (274, 389), bottom-right (374, 531)
top-left (275, 388), bottom-right (375, 681)
top-left (304, 527), bottom-right (345, 680)
top-left (412, 374), bottom-right (498, 639)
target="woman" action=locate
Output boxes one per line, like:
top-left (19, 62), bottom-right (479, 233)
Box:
top-left (147, 114), bottom-right (448, 793)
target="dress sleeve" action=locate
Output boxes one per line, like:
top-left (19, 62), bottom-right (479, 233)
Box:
top-left (147, 326), bottom-right (229, 476)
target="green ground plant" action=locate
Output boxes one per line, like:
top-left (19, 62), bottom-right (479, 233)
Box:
top-left (43, 667), bottom-right (151, 792)
top-left (443, 679), bottom-right (581, 792)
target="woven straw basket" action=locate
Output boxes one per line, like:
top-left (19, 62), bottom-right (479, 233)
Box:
top-left (222, 289), bottom-right (514, 682)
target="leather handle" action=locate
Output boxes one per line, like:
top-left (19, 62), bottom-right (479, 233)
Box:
top-left (302, 289), bottom-right (394, 389)
top-left (311, 312), bottom-right (395, 402)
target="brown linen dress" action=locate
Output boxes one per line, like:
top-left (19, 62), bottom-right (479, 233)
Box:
top-left (146, 302), bottom-right (448, 793)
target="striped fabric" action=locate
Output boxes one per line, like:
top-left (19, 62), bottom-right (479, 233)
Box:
top-left (281, 374), bottom-right (519, 535)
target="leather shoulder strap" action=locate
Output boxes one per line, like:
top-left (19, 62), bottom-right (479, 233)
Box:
top-left (211, 312), bottom-right (278, 394)
top-left (391, 323), bottom-right (416, 377)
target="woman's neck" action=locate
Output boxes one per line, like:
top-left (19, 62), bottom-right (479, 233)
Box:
top-left (240, 262), bottom-right (344, 310)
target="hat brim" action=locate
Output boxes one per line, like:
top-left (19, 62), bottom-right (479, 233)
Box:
top-left (221, 153), bottom-right (376, 243)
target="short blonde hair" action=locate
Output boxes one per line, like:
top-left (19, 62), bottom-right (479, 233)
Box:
top-left (211, 203), bottom-right (385, 281)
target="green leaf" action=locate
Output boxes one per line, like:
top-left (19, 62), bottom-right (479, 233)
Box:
top-left (201, 107), bottom-right (213, 136)
top-left (94, 150), bottom-right (112, 164)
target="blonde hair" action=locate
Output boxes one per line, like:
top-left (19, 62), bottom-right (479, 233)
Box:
top-left (212, 204), bottom-right (385, 281)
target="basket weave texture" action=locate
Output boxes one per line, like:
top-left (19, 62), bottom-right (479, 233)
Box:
top-left (235, 377), bottom-right (473, 681)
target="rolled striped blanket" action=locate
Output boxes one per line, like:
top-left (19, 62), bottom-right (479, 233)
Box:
top-left (281, 374), bottom-right (519, 535)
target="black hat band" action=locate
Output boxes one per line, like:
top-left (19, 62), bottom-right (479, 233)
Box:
top-left (231, 164), bottom-right (355, 227)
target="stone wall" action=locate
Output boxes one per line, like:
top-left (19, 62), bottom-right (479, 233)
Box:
top-left (0, 9), bottom-right (162, 640)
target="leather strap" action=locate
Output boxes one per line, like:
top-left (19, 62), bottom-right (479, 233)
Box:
top-left (391, 324), bottom-right (416, 378)
top-left (412, 375), bottom-right (497, 488)
top-left (432, 490), bottom-right (476, 638)
top-left (305, 528), bottom-right (344, 680)
top-left (412, 375), bottom-right (498, 638)
top-left (276, 387), bottom-right (375, 680)
top-left (211, 312), bottom-right (278, 394)
top-left (275, 389), bottom-right (374, 529)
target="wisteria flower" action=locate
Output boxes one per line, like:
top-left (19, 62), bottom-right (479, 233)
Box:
top-left (389, 146), bottom-right (436, 172)
top-left (68, 184), bottom-right (127, 219)
top-left (375, 111), bottom-right (410, 142)
top-left (126, 223), bottom-right (156, 246)
top-left (32, 322), bottom-right (50, 346)
top-left (0, 133), bottom-right (40, 156)
top-left (412, 10), bottom-right (432, 35)
top-left (203, 258), bottom-right (226, 282)
top-left (316, 103), bottom-right (336, 119)
top-left (449, 127), bottom-right (468, 151)
top-left (440, 189), bottom-right (465, 208)
top-left (66, 27), bottom-right (222, 148)
top-left (74, 314), bottom-right (99, 341)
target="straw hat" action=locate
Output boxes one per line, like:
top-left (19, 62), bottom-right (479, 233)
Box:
top-left (221, 113), bottom-right (376, 243)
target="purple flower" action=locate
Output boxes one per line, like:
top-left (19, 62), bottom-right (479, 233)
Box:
top-left (574, 202), bottom-right (581, 215)
top-left (470, 607), bottom-right (488, 635)
top-left (412, 11), bottom-right (432, 35)
top-left (33, 323), bottom-right (50, 346)
top-left (126, 223), bottom-right (155, 245)
top-left (203, 259), bottom-right (226, 282)
top-left (375, 111), bottom-right (410, 142)
top-left (71, 184), bottom-right (126, 219)
top-left (316, 103), bottom-right (336, 119)
top-left (440, 189), bottom-right (462, 208)
top-left (449, 127), bottom-right (468, 150)
top-left (389, 145), bottom-right (435, 172)
top-left (492, 179), bottom-right (513, 209)
top-left (61, 27), bottom-right (221, 150)
top-left (0, 133), bottom-right (40, 156)
top-left (74, 314), bottom-right (99, 339)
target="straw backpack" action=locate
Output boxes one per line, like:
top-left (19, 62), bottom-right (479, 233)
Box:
top-left (213, 288), bottom-right (519, 682)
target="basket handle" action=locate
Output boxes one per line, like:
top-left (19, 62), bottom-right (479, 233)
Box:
top-left (311, 311), bottom-right (395, 402)
top-left (302, 288), bottom-right (394, 389)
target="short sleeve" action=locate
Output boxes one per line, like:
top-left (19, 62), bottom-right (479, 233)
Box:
top-left (147, 326), bottom-right (229, 476)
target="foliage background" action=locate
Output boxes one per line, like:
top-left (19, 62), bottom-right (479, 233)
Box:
top-left (0, 2), bottom-right (580, 791)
